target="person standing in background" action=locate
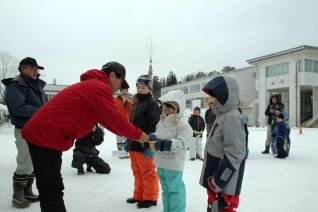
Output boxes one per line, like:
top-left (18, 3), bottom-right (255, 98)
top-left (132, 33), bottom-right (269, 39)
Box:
top-left (114, 82), bottom-right (133, 159)
top-left (205, 98), bottom-right (216, 138)
top-left (188, 107), bottom-right (205, 161)
top-left (2, 57), bottom-right (46, 208)
top-left (263, 95), bottom-right (284, 154)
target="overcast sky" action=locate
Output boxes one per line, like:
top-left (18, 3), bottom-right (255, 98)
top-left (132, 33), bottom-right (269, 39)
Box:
top-left (1, 0), bottom-right (318, 91)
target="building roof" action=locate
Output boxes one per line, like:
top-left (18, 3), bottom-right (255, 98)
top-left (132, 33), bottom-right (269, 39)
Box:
top-left (161, 65), bottom-right (256, 90)
top-left (44, 84), bottom-right (68, 92)
top-left (247, 45), bottom-right (318, 64)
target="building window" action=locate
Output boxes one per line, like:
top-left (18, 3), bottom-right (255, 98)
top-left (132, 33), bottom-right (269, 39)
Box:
top-left (303, 59), bottom-right (318, 73)
top-left (186, 100), bottom-right (191, 108)
top-left (266, 62), bottom-right (289, 77)
top-left (179, 86), bottom-right (189, 94)
top-left (305, 59), bottom-right (313, 72)
top-left (298, 59), bottom-right (304, 72)
top-left (315, 61), bottom-right (318, 73)
top-left (190, 84), bottom-right (201, 93)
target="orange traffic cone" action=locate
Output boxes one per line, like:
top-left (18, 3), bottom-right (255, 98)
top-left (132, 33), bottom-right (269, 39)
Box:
top-left (299, 124), bottom-right (303, 135)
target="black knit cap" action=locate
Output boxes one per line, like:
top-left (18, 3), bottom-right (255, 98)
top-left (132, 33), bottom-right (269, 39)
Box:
top-left (136, 75), bottom-right (153, 90)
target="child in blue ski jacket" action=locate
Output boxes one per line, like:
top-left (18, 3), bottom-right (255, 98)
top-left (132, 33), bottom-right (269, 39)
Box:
top-left (272, 113), bottom-right (290, 159)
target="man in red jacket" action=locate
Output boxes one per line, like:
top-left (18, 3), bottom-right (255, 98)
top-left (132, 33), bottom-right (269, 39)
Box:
top-left (21, 61), bottom-right (149, 212)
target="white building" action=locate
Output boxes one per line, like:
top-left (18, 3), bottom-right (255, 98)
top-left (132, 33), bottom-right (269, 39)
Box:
top-left (161, 66), bottom-right (258, 126)
top-left (44, 84), bottom-right (68, 101)
top-left (247, 45), bottom-right (318, 127)
top-left (161, 45), bottom-right (318, 127)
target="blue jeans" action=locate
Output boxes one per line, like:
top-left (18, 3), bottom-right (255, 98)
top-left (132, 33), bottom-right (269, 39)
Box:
top-left (157, 168), bottom-right (186, 212)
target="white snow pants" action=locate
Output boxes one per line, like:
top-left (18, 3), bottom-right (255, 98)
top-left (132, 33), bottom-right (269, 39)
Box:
top-left (189, 137), bottom-right (202, 159)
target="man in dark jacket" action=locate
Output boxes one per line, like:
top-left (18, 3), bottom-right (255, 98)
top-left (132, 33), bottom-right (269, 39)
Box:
top-left (1, 57), bottom-right (46, 208)
top-left (205, 98), bottom-right (216, 137)
top-left (21, 62), bottom-right (150, 212)
top-left (188, 107), bottom-right (205, 161)
top-left (71, 124), bottom-right (110, 175)
top-left (262, 94), bottom-right (284, 154)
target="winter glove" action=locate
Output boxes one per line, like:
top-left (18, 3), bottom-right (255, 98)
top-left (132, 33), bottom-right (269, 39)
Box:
top-left (148, 133), bottom-right (157, 141)
top-left (148, 133), bottom-right (172, 152)
top-left (91, 126), bottom-right (104, 146)
top-left (144, 148), bottom-right (155, 159)
top-left (193, 130), bottom-right (203, 138)
top-left (207, 189), bottom-right (227, 211)
top-left (207, 176), bottom-right (222, 194)
top-left (123, 139), bottom-right (129, 152)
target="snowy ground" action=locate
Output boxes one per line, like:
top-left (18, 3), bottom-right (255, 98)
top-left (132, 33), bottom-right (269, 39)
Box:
top-left (0, 125), bottom-right (318, 212)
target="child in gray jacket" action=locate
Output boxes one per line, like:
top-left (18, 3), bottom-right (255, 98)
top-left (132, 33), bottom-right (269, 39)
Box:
top-left (200, 76), bottom-right (246, 212)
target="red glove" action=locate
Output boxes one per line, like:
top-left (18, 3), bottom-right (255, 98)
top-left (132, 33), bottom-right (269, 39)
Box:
top-left (207, 176), bottom-right (221, 194)
top-left (207, 189), bottom-right (217, 205)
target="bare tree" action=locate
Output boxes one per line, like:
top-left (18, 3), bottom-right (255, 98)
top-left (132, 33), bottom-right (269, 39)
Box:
top-left (0, 51), bottom-right (19, 104)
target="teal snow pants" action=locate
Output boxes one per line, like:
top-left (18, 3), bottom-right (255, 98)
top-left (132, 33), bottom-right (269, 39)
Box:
top-left (157, 168), bottom-right (186, 212)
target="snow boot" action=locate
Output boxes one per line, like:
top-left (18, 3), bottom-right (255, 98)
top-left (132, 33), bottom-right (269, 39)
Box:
top-left (86, 165), bottom-right (93, 172)
top-left (137, 200), bottom-right (157, 208)
top-left (117, 143), bottom-right (124, 151)
top-left (77, 166), bottom-right (85, 175)
top-left (126, 197), bottom-right (142, 204)
top-left (196, 154), bottom-right (204, 161)
top-left (12, 173), bottom-right (30, 208)
top-left (24, 173), bottom-right (39, 202)
top-left (262, 146), bottom-right (270, 154)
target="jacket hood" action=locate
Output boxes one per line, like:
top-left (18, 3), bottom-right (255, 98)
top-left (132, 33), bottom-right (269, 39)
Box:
top-left (80, 69), bottom-right (110, 83)
top-left (159, 90), bottom-right (185, 117)
top-left (202, 76), bottom-right (239, 114)
top-left (1, 78), bottom-right (13, 86)
top-left (1, 74), bottom-right (46, 88)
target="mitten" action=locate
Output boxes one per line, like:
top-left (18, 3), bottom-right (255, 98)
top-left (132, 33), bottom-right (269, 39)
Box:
top-left (207, 176), bottom-right (221, 193)
top-left (144, 148), bottom-right (155, 159)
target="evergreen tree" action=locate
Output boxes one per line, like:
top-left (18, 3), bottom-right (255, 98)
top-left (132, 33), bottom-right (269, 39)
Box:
top-left (152, 75), bottom-right (161, 100)
top-left (196, 71), bottom-right (206, 79)
top-left (221, 66), bottom-right (235, 73)
top-left (208, 70), bottom-right (218, 76)
top-left (166, 71), bottom-right (177, 86)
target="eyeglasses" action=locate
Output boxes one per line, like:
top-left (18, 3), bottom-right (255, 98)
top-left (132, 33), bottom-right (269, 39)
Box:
top-left (24, 65), bottom-right (39, 72)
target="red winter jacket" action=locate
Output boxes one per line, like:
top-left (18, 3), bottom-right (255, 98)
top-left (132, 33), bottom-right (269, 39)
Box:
top-left (21, 69), bottom-right (142, 151)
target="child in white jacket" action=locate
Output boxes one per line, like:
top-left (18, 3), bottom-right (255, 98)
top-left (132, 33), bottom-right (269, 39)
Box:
top-left (148, 90), bottom-right (192, 212)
